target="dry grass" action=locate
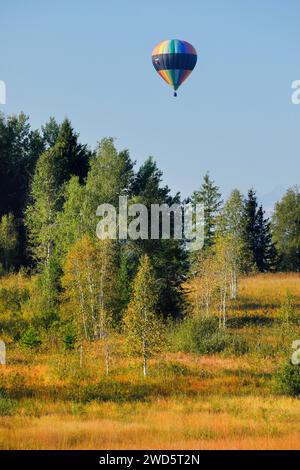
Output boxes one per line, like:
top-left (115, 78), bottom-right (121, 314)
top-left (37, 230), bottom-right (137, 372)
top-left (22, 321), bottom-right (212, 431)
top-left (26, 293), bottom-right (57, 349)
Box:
top-left (1, 273), bottom-right (300, 449)
top-left (239, 273), bottom-right (300, 312)
top-left (1, 396), bottom-right (300, 449)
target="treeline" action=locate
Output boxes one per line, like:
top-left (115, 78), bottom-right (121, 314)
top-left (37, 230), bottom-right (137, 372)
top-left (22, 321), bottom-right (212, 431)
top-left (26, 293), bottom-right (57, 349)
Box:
top-left (0, 112), bottom-right (299, 357)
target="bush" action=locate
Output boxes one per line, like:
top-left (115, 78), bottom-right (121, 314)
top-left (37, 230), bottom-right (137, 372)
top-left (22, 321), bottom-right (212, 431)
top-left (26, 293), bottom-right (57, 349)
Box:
top-left (0, 397), bottom-right (16, 416)
top-left (20, 327), bottom-right (41, 349)
top-left (172, 316), bottom-right (227, 354)
top-left (170, 316), bottom-right (250, 356)
top-left (227, 334), bottom-right (250, 355)
top-left (153, 361), bottom-right (192, 377)
top-left (276, 361), bottom-right (300, 396)
top-left (63, 325), bottom-right (77, 351)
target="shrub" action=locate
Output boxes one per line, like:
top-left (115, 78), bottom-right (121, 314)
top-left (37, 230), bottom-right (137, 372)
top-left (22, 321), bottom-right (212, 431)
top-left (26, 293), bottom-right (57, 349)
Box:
top-left (153, 361), bottom-right (192, 377)
top-left (172, 316), bottom-right (227, 354)
top-left (20, 327), bottom-right (41, 349)
top-left (227, 334), bottom-right (250, 355)
top-left (276, 361), bottom-right (300, 396)
top-left (0, 397), bottom-right (16, 416)
top-left (63, 325), bottom-right (77, 351)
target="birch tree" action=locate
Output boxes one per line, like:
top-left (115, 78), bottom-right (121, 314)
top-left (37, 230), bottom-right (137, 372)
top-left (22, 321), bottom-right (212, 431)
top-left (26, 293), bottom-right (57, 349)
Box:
top-left (61, 235), bottom-right (117, 374)
top-left (182, 250), bottom-right (219, 318)
top-left (123, 255), bottom-right (164, 376)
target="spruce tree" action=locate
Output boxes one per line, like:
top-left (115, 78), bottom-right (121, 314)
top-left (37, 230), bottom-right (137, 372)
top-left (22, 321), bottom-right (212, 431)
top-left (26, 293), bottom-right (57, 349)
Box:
top-left (127, 157), bottom-right (187, 317)
top-left (26, 119), bottom-right (90, 265)
top-left (192, 172), bottom-right (222, 247)
top-left (255, 205), bottom-right (277, 272)
top-left (41, 117), bottom-right (59, 148)
top-left (242, 189), bottom-right (276, 272)
top-left (242, 189), bottom-right (257, 268)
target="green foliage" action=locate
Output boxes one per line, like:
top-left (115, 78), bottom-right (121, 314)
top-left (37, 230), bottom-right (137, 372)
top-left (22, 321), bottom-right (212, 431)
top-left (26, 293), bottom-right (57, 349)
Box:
top-left (61, 235), bottom-right (118, 340)
top-left (54, 176), bottom-right (86, 258)
top-left (0, 112), bottom-right (44, 220)
top-left (0, 213), bottom-right (18, 272)
top-left (279, 292), bottom-right (299, 325)
top-left (83, 138), bottom-right (134, 236)
top-left (242, 189), bottom-right (276, 272)
top-left (21, 327), bottom-right (41, 349)
top-left (63, 324), bottom-right (77, 351)
top-left (191, 172), bottom-right (222, 247)
top-left (276, 362), bottom-right (300, 396)
top-left (0, 397), bottom-right (16, 416)
top-left (127, 157), bottom-right (187, 317)
top-left (171, 316), bottom-right (249, 355)
top-left (41, 116), bottom-right (59, 148)
top-left (172, 316), bottom-right (227, 354)
top-left (124, 255), bottom-right (165, 374)
top-left (26, 257), bottom-right (60, 329)
top-left (25, 118), bottom-right (90, 264)
top-left (272, 187), bottom-right (300, 271)
top-left (0, 273), bottom-right (30, 339)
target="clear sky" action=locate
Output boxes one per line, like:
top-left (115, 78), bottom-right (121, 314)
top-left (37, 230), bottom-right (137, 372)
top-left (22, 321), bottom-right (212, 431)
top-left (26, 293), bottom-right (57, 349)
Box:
top-left (1, 0), bottom-right (300, 202)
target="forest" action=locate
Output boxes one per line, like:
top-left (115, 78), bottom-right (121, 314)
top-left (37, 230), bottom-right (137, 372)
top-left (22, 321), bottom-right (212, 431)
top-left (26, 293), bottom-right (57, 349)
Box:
top-left (1, 112), bottom-right (300, 449)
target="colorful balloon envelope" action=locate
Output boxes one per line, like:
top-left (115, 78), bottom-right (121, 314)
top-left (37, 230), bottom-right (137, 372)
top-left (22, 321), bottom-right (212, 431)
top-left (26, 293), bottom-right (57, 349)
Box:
top-left (152, 39), bottom-right (197, 96)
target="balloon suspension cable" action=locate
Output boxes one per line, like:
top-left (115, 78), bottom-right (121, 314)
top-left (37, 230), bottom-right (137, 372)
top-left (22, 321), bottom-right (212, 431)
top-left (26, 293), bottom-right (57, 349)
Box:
top-left (174, 91), bottom-right (177, 97)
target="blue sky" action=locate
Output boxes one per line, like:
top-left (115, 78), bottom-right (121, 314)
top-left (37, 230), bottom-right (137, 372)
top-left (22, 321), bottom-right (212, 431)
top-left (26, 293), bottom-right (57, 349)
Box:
top-left (1, 0), bottom-right (300, 202)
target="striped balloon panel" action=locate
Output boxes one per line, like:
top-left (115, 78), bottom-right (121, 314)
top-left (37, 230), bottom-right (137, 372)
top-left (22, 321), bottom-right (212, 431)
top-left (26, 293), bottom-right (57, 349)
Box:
top-left (157, 69), bottom-right (193, 90)
top-left (151, 39), bottom-right (197, 92)
top-left (152, 39), bottom-right (197, 56)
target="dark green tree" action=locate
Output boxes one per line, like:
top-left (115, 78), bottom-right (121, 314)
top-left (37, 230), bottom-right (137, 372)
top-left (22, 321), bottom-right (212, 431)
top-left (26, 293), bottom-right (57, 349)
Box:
top-left (0, 113), bottom-right (44, 265)
top-left (191, 172), bottom-right (222, 247)
top-left (41, 116), bottom-right (59, 148)
top-left (54, 119), bottom-right (90, 183)
top-left (242, 189), bottom-right (276, 272)
top-left (126, 157), bottom-right (187, 317)
top-left (25, 118), bottom-right (90, 265)
top-left (241, 189), bottom-right (258, 270)
top-left (0, 112), bottom-right (44, 218)
top-left (255, 205), bottom-right (277, 272)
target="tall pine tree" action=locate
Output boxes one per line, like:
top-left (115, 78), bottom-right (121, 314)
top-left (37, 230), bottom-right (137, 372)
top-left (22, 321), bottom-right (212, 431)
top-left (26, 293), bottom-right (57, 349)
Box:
top-left (242, 189), bottom-right (276, 272)
top-left (192, 172), bottom-right (222, 247)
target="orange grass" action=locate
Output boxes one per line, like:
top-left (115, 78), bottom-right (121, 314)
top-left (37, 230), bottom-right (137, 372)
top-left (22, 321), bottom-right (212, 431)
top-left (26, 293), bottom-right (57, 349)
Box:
top-left (1, 273), bottom-right (300, 449)
top-left (1, 396), bottom-right (300, 449)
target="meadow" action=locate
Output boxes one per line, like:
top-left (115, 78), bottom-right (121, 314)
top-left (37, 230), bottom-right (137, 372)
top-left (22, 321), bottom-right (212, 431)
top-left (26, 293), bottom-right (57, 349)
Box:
top-left (0, 273), bottom-right (300, 450)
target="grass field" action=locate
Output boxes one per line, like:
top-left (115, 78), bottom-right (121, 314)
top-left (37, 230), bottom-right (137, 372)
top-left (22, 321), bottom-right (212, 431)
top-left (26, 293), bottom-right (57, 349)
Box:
top-left (1, 273), bottom-right (300, 450)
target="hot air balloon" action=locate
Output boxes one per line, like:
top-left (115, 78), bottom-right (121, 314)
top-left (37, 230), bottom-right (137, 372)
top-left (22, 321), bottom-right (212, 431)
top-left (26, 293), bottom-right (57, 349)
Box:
top-left (152, 39), bottom-right (197, 96)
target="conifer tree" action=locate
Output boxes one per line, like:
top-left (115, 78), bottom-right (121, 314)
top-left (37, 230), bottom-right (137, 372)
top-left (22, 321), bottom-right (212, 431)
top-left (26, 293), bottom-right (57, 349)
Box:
top-left (41, 117), bottom-right (59, 149)
top-left (255, 205), bottom-right (277, 272)
top-left (25, 119), bottom-right (90, 265)
top-left (126, 157), bottom-right (187, 317)
top-left (241, 189), bottom-right (257, 268)
top-left (191, 172), bottom-right (222, 247)
top-left (242, 189), bottom-right (276, 272)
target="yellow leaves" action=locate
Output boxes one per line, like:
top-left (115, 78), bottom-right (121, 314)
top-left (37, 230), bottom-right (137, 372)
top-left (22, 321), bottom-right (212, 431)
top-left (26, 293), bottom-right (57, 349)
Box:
top-left (61, 235), bottom-right (118, 340)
